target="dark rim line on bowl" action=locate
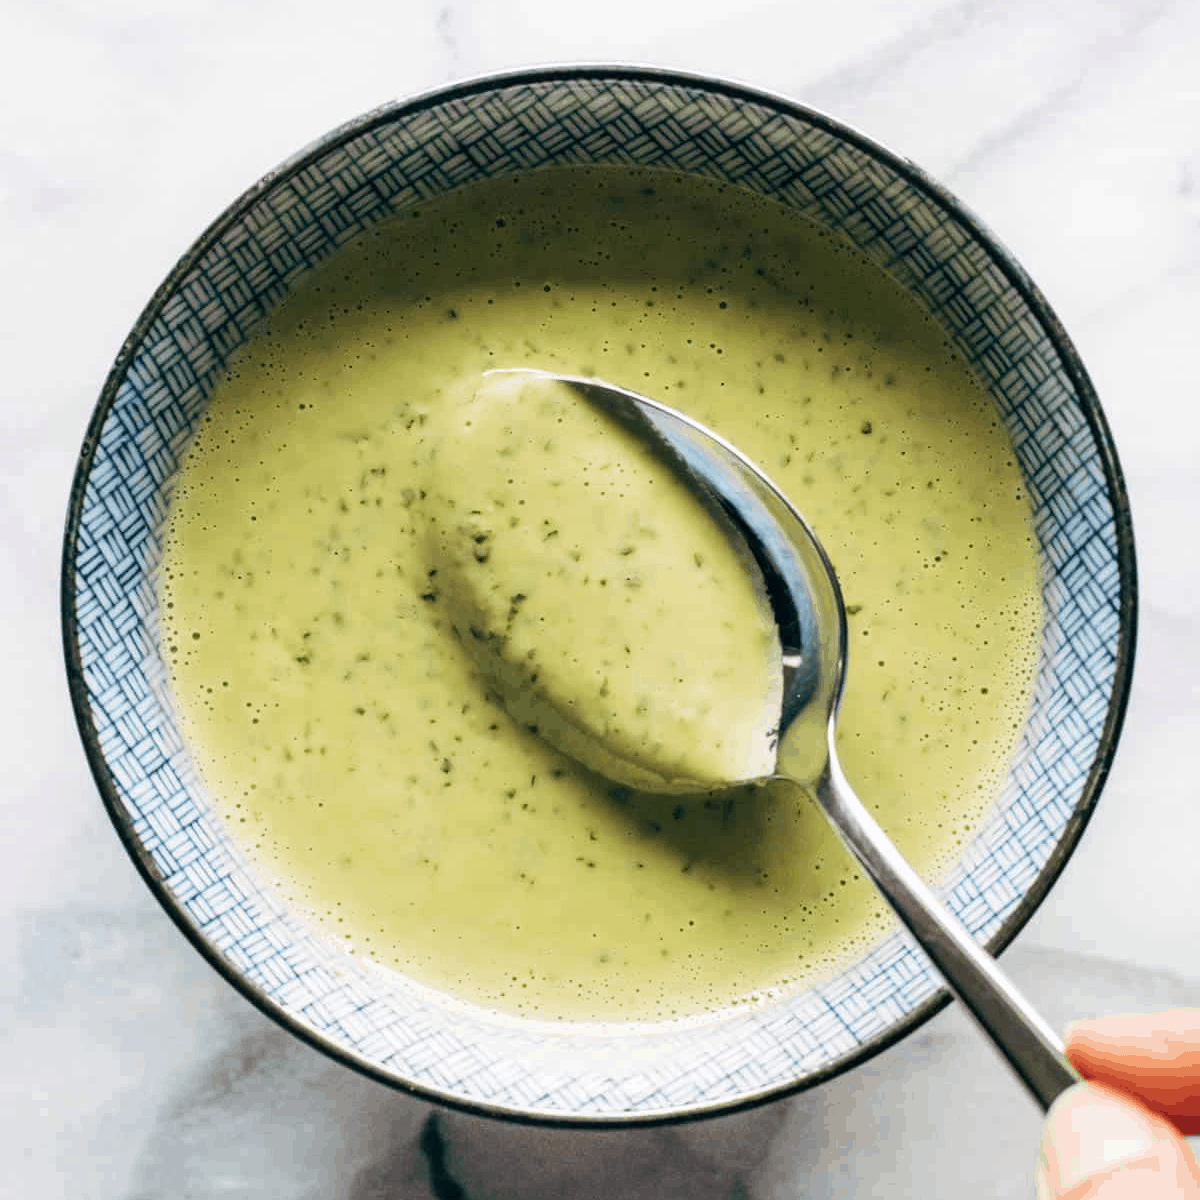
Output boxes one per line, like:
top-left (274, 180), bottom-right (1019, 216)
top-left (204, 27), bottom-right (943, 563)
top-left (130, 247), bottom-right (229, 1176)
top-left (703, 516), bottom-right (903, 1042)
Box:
top-left (60, 64), bottom-right (1137, 1128)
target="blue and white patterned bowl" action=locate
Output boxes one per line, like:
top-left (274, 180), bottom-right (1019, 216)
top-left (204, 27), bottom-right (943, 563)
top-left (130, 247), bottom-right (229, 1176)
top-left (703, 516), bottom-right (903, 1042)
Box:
top-left (62, 67), bottom-right (1136, 1123)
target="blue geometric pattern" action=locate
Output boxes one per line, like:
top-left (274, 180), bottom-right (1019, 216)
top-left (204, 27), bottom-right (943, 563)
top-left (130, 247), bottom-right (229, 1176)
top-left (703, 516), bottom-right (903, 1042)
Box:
top-left (64, 71), bottom-right (1133, 1121)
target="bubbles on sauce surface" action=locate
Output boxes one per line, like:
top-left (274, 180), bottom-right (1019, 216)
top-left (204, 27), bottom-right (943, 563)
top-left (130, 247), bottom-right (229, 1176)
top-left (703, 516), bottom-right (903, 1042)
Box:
top-left (158, 165), bottom-right (1042, 1023)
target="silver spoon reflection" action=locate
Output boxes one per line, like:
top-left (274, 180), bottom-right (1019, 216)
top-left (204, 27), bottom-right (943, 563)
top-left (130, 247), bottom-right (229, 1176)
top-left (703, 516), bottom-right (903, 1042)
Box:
top-left (487, 368), bottom-right (1080, 1112)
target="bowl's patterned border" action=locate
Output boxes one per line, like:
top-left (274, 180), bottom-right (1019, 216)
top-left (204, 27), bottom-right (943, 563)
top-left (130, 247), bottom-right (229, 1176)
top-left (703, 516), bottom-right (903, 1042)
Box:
top-left (63, 69), bottom-right (1135, 1123)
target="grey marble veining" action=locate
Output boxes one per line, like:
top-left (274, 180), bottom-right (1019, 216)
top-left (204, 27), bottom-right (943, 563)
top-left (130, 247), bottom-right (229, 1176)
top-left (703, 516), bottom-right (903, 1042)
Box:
top-left (4, 1), bottom-right (1200, 1196)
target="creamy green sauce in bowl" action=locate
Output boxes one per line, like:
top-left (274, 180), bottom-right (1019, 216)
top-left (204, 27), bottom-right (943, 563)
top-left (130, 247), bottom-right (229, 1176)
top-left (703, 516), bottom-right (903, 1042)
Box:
top-left (159, 165), bottom-right (1041, 1023)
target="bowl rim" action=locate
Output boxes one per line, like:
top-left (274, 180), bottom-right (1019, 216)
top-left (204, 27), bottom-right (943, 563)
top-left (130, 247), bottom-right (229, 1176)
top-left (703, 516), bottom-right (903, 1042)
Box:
top-left (60, 63), bottom-right (1138, 1127)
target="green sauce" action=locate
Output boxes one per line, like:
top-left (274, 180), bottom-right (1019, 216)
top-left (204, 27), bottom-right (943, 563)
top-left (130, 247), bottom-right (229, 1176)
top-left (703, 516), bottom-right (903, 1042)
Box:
top-left (421, 369), bottom-right (781, 792)
top-left (159, 166), bottom-right (1041, 1022)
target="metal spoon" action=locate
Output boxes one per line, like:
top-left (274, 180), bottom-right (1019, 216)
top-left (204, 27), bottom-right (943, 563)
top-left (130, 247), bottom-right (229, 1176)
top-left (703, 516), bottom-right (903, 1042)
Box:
top-left (531, 370), bottom-right (1081, 1112)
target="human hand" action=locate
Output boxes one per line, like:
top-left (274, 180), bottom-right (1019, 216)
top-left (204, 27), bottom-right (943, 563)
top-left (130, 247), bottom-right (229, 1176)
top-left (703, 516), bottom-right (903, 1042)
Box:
top-left (1036, 1009), bottom-right (1200, 1198)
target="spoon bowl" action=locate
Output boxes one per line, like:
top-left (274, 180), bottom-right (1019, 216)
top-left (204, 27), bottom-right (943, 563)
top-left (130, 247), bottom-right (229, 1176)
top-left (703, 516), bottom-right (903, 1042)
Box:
top-left (542, 370), bottom-right (1083, 1112)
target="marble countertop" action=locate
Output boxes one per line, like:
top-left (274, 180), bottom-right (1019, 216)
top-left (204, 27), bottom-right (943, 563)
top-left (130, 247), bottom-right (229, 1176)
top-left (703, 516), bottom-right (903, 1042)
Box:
top-left (3, 1), bottom-right (1198, 1196)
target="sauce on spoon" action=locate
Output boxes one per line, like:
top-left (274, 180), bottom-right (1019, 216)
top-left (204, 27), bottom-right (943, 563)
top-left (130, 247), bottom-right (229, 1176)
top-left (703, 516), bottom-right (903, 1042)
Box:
top-left (421, 370), bottom-right (782, 792)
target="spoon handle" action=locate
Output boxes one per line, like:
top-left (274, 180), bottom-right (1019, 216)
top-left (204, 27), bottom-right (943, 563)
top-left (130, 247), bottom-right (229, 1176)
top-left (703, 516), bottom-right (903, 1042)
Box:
top-left (810, 751), bottom-right (1081, 1112)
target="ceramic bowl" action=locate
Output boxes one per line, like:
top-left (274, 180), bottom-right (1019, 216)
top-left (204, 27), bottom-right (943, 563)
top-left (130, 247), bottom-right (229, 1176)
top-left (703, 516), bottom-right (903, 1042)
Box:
top-left (62, 67), bottom-right (1136, 1123)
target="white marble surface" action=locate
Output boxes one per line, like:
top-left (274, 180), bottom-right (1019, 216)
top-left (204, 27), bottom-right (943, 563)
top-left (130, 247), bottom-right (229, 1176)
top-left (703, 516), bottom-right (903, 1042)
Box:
top-left (3, 1), bottom-right (1199, 1196)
